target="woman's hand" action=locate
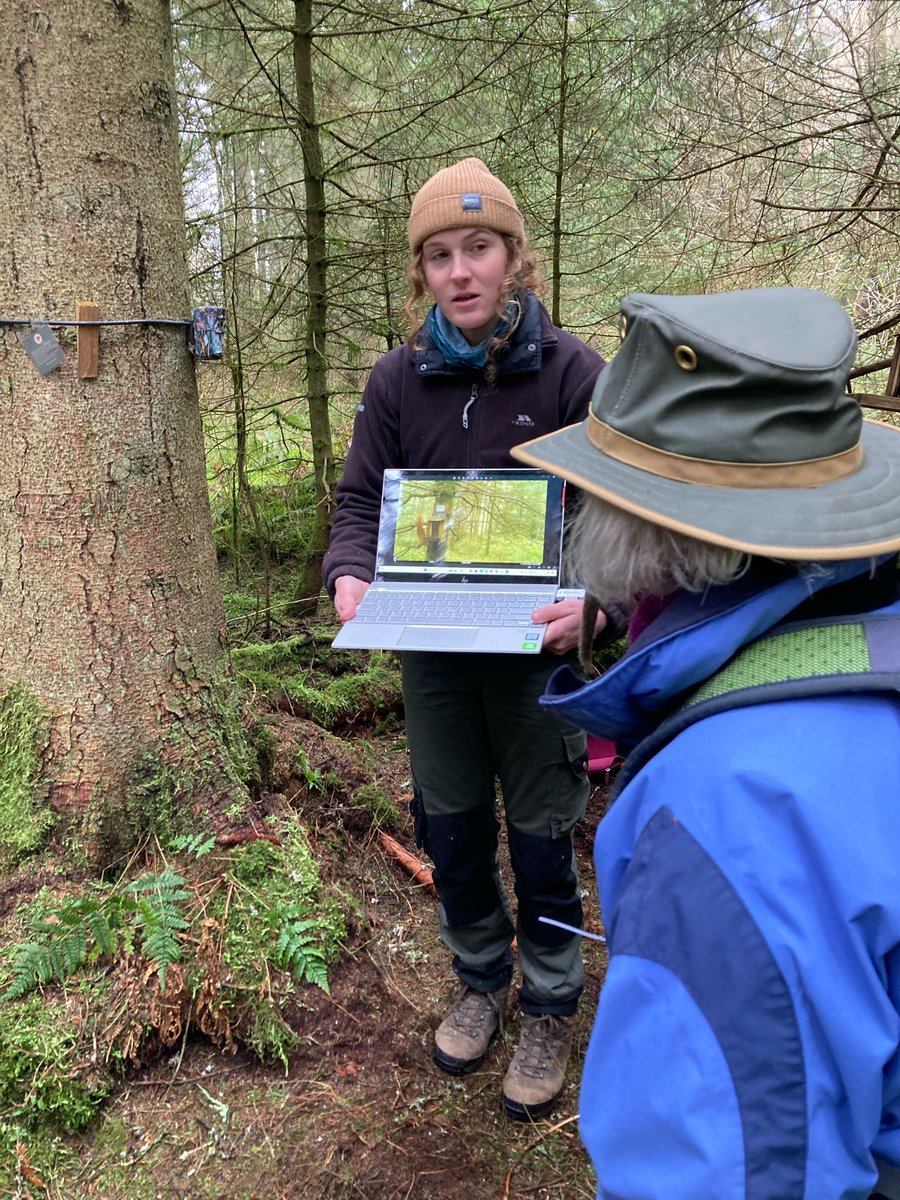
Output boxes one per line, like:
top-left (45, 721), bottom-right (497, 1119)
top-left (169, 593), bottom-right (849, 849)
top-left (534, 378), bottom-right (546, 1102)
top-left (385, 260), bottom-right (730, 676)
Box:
top-left (334, 575), bottom-right (370, 623)
top-left (531, 598), bottom-right (608, 655)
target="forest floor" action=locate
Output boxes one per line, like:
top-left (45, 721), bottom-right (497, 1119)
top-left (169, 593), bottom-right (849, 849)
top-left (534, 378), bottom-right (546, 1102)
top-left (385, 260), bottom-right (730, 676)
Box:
top-left (2, 679), bottom-right (614, 1200)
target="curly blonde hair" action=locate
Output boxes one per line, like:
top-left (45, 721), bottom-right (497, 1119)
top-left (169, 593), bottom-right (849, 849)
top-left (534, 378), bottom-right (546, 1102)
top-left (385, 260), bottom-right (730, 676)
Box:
top-left (404, 233), bottom-right (544, 372)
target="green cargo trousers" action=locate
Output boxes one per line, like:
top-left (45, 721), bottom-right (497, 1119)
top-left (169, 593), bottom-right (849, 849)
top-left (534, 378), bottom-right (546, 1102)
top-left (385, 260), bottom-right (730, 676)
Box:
top-left (401, 651), bottom-right (589, 1015)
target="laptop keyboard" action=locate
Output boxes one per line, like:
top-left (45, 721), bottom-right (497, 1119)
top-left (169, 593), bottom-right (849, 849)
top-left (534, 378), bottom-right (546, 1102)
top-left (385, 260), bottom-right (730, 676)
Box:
top-left (354, 589), bottom-right (555, 633)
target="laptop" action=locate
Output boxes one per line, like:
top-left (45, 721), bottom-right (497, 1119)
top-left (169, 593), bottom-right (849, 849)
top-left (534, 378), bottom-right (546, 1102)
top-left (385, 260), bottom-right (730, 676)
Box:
top-left (332, 468), bottom-right (566, 653)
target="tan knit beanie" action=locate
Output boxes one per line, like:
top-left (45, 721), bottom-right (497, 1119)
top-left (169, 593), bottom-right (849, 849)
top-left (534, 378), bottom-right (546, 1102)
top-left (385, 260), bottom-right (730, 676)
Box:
top-left (407, 157), bottom-right (525, 252)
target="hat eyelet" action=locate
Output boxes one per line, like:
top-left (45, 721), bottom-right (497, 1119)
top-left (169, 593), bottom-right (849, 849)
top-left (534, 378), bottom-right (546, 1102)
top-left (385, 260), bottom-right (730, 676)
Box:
top-left (618, 315), bottom-right (628, 340)
top-left (675, 345), bottom-right (698, 371)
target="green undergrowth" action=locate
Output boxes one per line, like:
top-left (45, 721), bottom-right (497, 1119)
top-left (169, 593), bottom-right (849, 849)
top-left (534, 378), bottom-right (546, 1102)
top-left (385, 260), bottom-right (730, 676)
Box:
top-left (349, 782), bottom-right (400, 832)
top-left (4, 867), bottom-right (193, 1000)
top-left (294, 736), bottom-right (401, 831)
top-left (0, 988), bottom-right (114, 1136)
top-left (0, 818), bottom-right (346, 1177)
top-left (221, 561), bottom-right (305, 639)
top-left (209, 442), bottom-right (318, 566)
top-left (208, 832), bottom-right (346, 1063)
top-left (0, 682), bottom-right (54, 863)
top-left (232, 639), bottom-right (403, 730)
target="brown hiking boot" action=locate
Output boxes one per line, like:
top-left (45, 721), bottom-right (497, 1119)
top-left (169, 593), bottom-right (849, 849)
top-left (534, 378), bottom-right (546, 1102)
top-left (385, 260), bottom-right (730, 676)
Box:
top-left (501, 1014), bottom-right (573, 1120)
top-left (433, 986), bottom-right (509, 1075)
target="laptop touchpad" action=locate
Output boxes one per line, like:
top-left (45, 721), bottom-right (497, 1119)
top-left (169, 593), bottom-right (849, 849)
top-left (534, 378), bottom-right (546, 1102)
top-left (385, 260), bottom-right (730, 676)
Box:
top-left (398, 627), bottom-right (479, 649)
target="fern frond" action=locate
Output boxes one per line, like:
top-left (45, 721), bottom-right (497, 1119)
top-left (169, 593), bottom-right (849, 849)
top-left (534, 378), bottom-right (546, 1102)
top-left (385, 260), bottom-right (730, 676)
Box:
top-left (1, 888), bottom-right (131, 999)
top-left (167, 832), bottom-right (217, 859)
top-left (300, 956), bottom-right (329, 992)
top-left (4, 942), bottom-right (60, 999)
top-left (61, 926), bottom-right (87, 974)
top-left (41, 895), bottom-right (122, 962)
top-left (127, 871), bottom-right (191, 990)
top-left (46, 944), bottom-right (65, 983)
top-left (83, 905), bottom-right (118, 958)
top-left (125, 869), bottom-right (191, 905)
top-left (270, 911), bottom-right (331, 993)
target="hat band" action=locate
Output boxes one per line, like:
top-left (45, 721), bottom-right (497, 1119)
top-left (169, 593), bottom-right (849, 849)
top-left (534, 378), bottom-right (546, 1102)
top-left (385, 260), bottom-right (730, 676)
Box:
top-left (587, 411), bottom-right (863, 488)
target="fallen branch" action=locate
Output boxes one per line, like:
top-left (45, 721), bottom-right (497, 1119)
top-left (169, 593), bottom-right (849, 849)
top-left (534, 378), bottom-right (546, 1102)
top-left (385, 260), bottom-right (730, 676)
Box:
top-left (378, 833), bottom-right (438, 897)
top-left (216, 831), bottom-right (282, 849)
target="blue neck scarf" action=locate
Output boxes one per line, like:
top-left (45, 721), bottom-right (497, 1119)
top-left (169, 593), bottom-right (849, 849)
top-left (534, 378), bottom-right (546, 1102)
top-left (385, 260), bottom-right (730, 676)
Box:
top-left (425, 302), bottom-right (517, 368)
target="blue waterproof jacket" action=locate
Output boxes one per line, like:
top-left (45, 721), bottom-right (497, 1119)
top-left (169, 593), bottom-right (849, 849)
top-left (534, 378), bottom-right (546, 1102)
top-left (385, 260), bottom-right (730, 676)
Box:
top-left (542, 560), bottom-right (900, 1200)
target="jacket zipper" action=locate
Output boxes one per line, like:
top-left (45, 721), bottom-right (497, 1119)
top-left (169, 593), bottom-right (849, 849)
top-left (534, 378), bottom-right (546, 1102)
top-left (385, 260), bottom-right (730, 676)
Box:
top-left (462, 383), bottom-right (478, 431)
top-left (462, 383), bottom-right (478, 467)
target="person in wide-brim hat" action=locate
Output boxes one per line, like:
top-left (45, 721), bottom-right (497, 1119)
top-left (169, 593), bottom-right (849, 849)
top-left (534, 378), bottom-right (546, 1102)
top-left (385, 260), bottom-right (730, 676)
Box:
top-left (511, 287), bottom-right (900, 1200)
top-left (513, 286), bottom-right (900, 563)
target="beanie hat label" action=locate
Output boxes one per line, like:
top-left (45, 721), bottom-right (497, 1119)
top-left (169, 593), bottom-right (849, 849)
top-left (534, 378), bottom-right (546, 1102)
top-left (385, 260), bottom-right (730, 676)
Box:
top-left (461, 193), bottom-right (483, 211)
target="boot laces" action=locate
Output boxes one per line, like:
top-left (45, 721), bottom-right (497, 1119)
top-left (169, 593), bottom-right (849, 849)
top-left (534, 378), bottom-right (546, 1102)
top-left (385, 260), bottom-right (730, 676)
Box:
top-left (514, 1015), bottom-right (569, 1079)
top-left (450, 987), bottom-right (505, 1038)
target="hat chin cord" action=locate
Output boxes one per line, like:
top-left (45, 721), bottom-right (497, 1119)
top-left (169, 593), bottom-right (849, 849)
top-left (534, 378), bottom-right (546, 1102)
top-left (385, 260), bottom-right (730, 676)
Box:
top-left (578, 595), bottom-right (603, 679)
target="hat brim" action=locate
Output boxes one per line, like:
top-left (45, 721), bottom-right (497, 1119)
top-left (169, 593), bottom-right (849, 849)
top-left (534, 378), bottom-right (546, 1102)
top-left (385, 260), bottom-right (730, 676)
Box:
top-left (511, 416), bottom-right (900, 560)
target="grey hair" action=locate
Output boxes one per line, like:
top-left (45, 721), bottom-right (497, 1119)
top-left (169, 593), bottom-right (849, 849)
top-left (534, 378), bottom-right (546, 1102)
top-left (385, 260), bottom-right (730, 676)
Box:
top-left (567, 494), bottom-right (749, 606)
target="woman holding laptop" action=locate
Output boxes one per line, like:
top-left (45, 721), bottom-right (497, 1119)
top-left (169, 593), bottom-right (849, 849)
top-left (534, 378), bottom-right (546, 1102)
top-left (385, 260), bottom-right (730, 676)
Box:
top-left (323, 158), bottom-right (611, 1119)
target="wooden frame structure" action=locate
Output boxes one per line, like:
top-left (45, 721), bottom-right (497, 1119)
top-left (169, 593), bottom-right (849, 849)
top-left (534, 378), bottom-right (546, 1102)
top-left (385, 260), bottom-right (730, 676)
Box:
top-left (848, 332), bottom-right (900, 414)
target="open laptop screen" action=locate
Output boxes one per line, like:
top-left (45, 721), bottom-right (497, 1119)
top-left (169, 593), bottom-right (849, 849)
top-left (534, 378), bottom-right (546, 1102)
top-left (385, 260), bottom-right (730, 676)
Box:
top-left (374, 468), bottom-right (565, 585)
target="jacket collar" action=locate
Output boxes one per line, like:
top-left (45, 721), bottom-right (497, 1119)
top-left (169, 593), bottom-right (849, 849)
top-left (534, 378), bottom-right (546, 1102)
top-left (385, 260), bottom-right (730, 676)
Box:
top-left (541, 558), bottom-right (892, 748)
top-left (410, 290), bottom-right (558, 378)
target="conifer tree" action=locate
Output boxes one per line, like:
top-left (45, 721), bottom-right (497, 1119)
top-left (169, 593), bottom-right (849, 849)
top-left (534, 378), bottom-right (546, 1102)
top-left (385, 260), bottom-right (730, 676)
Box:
top-left (0, 0), bottom-right (246, 850)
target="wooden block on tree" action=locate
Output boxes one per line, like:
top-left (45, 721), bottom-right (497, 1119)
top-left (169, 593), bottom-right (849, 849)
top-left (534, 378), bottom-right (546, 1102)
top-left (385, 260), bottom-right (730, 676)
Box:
top-left (76, 300), bottom-right (100, 378)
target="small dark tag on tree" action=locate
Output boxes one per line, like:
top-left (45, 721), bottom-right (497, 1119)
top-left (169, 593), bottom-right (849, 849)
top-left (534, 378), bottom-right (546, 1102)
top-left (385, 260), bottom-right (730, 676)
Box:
top-left (16, 323), bottom-right (65, 375)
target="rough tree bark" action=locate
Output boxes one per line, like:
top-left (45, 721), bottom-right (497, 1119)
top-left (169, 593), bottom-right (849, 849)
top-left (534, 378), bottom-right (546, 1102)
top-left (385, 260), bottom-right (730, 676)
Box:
top-left (0, 0), bottom-right (245, 835)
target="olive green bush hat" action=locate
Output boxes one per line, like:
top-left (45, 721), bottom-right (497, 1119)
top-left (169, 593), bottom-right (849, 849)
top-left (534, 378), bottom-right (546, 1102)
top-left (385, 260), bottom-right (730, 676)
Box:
top-left (512, 287), bottom-right (900, 560)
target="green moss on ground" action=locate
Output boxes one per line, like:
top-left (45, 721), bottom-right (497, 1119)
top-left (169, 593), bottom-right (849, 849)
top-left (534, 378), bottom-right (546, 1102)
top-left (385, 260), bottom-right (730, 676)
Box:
top-left (0, 682), bottom-right (54, 862)
top-left (350, 782), bottom-right (400, 832)
top-left (232, 642), bottom-right (402, 730)
top-left (0, 986), bottom-right (115, 1179)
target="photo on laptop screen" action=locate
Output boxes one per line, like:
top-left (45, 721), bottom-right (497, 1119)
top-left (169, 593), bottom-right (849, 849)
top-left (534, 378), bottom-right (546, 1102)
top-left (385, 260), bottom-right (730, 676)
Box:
top-left (331, 468), bottom-right (565, 654)
top-left (376, 469), bottom-right (564, 583)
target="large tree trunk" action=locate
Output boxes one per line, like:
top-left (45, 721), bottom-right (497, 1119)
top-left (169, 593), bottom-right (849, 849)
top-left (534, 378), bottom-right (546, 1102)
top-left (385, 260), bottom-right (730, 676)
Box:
top-left (0, 0), bottom-right (242, 832)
